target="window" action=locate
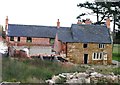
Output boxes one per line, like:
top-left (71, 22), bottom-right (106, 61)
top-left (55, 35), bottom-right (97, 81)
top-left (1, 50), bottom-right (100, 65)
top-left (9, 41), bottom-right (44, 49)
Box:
top-left (50, 38), bottom-right (55, 45)
top-left (83, 44), bottom-right (88, 48)
top-left (99, 44), bottom-right (105, 48)
top-left (100, 53), bottom-right (102, 59)
top-left (17, 37), bottom-right (20, 42)
top-left (10, 36), bottom-right (14, 41)
top-left (92, 52), bottom-right (103, 60)
top-left (27, 37), bottom-right (32, 42)
top-left (93, 53), bottom-right (96, 59)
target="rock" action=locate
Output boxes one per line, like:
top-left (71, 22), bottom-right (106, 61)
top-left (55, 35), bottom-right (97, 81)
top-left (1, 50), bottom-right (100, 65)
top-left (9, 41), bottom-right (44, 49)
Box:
top-left (90, 72), bottom-right (98, 76)
top-left (46, 75), bottom-right (61, 84)
top-left (110, 72), bottom-right (114, 76)
top-left (45, 68), bottom-right (120, 84)
top-left (66, 78), bottom-right (77, 83)
top-left (85, 77), bottom-right (90, 83)
top-left (66, 78), bottom-right (85, 83)
top-left (76, 72), bottom-right (89, 78)
top-left (95, 73), bottom-right (103, 78)
top-left (52, 75), bottom-right (61, 83)
top-left (58, 74), bottom-right (66, 78)
top-left (45, 80), bottom-right (55, 85)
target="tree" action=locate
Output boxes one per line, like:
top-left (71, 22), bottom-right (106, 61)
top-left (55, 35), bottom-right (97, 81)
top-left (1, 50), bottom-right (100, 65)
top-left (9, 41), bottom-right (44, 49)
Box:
top-left (77, 1), bottom-right (120, 30)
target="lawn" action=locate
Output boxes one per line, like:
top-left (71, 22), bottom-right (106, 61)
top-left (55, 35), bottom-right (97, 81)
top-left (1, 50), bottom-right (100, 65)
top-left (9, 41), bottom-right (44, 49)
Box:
top-left (112, 44), bottom-right (120, 62)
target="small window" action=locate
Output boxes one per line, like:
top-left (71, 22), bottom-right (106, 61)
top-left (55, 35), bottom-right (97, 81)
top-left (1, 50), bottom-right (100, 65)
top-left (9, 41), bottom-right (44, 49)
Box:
top-left (10, 36), bottom-right (14, 41)
top-left (18, 37), bottom-right (20, 42)
top-left (83, 44), bottom-right (88, 48)
top-left (27, 37), bottom-right (32, 42)
top-left (99, 44), bottom-right (105, 48)
top-left (50, 38), bottom-right (55, 44)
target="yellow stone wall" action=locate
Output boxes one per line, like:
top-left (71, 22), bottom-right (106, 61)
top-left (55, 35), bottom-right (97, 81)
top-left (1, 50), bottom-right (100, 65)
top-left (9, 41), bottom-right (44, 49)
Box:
top-left (67, 43), bottom-right (112, 64)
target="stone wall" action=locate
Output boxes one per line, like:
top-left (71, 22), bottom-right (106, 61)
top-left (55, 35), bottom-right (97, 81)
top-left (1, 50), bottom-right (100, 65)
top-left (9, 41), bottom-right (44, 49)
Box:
top-left (67, 43), bottom-right (112, 64)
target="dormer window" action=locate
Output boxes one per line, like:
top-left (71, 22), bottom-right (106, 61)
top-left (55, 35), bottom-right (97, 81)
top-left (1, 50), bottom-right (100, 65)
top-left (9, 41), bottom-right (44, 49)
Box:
top-left (27, 37), bottom-right (32, 42)
top-left (17, 37), bottom-right (20, 42)
top-left (10, 36), bottom-right (14, 41)
top-left (99, 44), bottom-right (105, 48)
top-left (83, 43), bottom-right (88, 48)
top-left (50, 38), bottom-right (55, 45)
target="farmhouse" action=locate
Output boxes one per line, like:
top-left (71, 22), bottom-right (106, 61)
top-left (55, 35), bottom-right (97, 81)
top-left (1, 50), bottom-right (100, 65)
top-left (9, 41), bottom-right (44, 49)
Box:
top-left (5, 16), bottom-right (112, 64)
top-left (5, 17), bottom-right (67, 57)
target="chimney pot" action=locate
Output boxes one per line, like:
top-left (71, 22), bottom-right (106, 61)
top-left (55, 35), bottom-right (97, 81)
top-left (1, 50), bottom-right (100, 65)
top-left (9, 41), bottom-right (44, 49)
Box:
top-left (106, 18), bottom-right (110, 28)
top-left (85, 18), bottom-right (92, 24)
top-left (77, 20), bottom-right (82, 24)
top-left (5, 16), bottom-right (9, 36)
top-left (57, 19), bottom-right (60, 28)
top-left (5, 16), bottom-right (8, 25)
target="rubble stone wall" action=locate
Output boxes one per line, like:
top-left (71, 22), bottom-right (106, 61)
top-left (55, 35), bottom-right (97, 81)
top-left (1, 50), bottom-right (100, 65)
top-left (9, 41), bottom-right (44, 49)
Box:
top-left (67, 43), bottom-right (112, 64)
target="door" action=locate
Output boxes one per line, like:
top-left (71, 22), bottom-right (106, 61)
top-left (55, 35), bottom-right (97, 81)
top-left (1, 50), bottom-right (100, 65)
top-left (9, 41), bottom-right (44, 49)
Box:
top-left (84, 54), bottom-right (88, 64)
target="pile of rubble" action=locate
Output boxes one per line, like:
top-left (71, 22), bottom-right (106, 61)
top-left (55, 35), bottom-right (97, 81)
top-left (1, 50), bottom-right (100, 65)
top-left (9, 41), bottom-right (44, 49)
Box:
top-left (46, 68), bottom-right (120, 84)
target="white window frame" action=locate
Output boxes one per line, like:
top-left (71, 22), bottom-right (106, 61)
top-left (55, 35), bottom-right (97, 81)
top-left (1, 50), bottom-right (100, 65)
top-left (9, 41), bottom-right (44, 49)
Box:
top-left (103, 52), bottom-right (107, 60)
top-left (92, 52), bottom-right (103, 60)
top-left (99, 44), bottom-right (105, 48)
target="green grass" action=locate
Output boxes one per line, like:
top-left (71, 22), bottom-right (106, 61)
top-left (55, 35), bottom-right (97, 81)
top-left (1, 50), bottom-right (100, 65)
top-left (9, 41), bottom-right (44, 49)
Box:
top-left (2, 57), bottom-right (88, 83)
top-left (112, 67), bottom-right (120, 75)
top-left (112, 44), bottom-right (120, 61)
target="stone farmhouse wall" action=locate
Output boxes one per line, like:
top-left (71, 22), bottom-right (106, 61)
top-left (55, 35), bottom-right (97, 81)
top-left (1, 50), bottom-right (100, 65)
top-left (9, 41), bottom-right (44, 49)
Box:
top-left (67, 43), bottom-right (112, 64)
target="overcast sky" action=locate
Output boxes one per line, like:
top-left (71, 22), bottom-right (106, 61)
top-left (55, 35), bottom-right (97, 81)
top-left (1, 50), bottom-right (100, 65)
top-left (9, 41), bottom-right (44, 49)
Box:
top-left (0, 0), bottom-right (97, 27)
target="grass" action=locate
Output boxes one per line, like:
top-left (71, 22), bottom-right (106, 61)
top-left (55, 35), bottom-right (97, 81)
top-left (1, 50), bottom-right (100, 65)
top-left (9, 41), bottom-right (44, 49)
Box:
top-left (112, 44), bottom-right (120, 62)
top-left (2, 57), bottom-right (88, 83)
top-left (2, 57), bottom-right (120, 83)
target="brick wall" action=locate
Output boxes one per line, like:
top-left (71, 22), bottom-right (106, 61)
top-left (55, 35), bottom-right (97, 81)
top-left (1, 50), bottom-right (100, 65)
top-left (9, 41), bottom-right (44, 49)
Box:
top-left (32, 38), bottom-right (50, 45)
top-left (7, 37), bottom-right (50, 46)
top-left (67, 43), bottom-right (112, 64)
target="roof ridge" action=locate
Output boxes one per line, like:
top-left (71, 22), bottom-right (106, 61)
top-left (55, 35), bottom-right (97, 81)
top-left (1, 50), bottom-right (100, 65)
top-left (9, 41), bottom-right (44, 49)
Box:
top-left (72, 23), bottom-right (107, 27)
top-left (8, 24), bottom-right (57, 28)
top-left (8, 24), bottom-right (70, 28)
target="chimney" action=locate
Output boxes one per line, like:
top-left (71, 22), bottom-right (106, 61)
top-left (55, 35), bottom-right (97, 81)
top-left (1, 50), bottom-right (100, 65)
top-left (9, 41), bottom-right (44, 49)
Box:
top-left (77, 20), bottom-right (82, 24)
top-left (106, 18), bottom-right (110, 28)
top-left (5, 16), bottom-right (8, 30)
top-left (57, 19), bottom-right (60, 28)
top-left (5, 16), bottom-right (8, 25)
top-left (5, 16), bottom-right (9, 37)
top-left (85, 18), bottom-right (92, 25)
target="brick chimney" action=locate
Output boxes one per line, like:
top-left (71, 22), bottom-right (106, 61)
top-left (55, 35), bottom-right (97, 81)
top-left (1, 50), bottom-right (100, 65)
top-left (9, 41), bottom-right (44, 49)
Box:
top-left (106, 18), bottom-right (110, 28)
top-left (85, 18), bottom-right (92, 25)
top-left (57, 19), bottom-right (60, 28)
top-left (5, 16), bottom-right (8, 31)
top-left (77, 20), bottom-right (82, 24)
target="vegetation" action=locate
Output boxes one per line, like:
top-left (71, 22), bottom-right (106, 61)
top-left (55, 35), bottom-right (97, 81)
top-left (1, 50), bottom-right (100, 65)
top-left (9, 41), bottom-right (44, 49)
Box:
top-left (112, 44), bottom-right (120, 62)
top-left (2, 57), bottom-right (88, 83)
top-left (77, 1), bottom-right (120, 29)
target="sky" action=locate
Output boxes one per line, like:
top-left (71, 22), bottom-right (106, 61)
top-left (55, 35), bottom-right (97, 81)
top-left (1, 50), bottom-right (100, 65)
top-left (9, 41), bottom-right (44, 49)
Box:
top-left (0, 0), bottom-right (96, 28)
